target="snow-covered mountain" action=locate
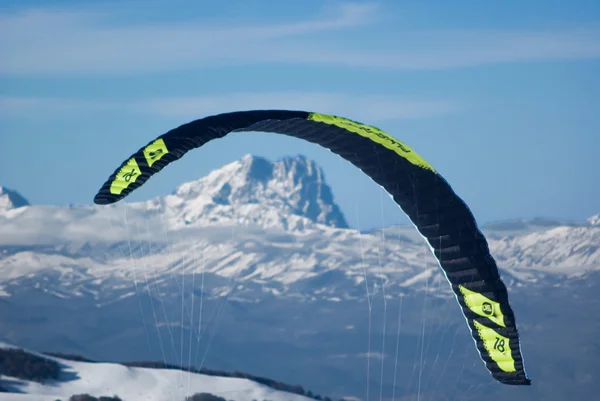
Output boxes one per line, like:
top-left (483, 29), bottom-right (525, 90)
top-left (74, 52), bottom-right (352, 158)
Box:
top-left (0, 154), bottom-right (598, 401)
top-left (0, 186), bottom-right (30, 212)
top-left (0, 342), bottom-right (315, 401)
top-left (145, 154), bottom-right (347, 231)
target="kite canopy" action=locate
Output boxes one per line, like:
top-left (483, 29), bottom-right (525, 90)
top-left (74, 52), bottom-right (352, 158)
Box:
top-left (94, 110), bottom-right (531, 385)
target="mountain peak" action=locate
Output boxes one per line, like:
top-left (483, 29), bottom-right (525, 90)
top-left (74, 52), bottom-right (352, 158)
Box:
top-left (240, 154), bottom-right (274, 182)
top-left (589, 214), bottom-right (600, 226)
top-left (166, 154), bottom-right (348, 230)
top-left (0, 186), bottom-right (30, 212)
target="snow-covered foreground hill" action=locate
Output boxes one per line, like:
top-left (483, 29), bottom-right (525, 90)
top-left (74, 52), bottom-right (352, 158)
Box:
top-left (0, 342), bottom-right (313, 401)
top-left (0, 155), bottom-right (598, 400)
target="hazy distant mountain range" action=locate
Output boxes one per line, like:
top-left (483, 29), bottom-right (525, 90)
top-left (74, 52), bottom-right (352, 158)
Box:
top-left (1, 155), bottom-right (598, 401)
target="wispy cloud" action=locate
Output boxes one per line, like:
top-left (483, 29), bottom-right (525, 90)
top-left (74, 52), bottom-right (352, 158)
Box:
top-left (0, 92), bottom-right (457, 122)
top-left (0, 3), bottom-right (377, 75)
top-left (286, 29), bottom-right (600, 70)
top-left (133, 92), bottom-right (457, 121)
top-left (1, 4), bottom-right (599, 75)
top-left (0, 96), bottom-right (113, 117)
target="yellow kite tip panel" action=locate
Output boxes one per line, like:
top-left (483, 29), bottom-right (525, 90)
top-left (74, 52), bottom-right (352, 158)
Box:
top-left (307, 112), bottom-right (436, 173)
top-left (474, 320), bottom-right (516, 373)
top-left (109, 158), bottom-right (141, 195)
top-left (459, 285), bottom-right (506, 328)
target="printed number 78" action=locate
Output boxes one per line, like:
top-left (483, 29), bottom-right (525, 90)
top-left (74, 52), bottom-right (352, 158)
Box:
top-left (494, 337), bottom-right (506, 353)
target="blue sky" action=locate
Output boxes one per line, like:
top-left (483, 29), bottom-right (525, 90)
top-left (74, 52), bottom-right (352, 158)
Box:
top-left (1, 0), bottom-right (599, 230)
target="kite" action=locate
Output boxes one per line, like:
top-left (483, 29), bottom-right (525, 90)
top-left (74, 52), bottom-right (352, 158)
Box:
top-left (93, 110), bottom-right (531, 385)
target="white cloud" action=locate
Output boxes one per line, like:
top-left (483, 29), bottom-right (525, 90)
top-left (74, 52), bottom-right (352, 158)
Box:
top-left (0, 5), bottom-right (598, 75)
top-left (0, 92), bottom-right (457, 122)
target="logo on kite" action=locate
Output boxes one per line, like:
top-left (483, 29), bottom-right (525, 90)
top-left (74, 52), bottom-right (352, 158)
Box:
top-left (307, 112), bottom-right (436, 172)
top-left (109, 157), bottom-right (141, 195)
top-left (148, 149), bottom-right (163, 159)
top-left (123, 169), bottom-right (138, 182)
top-left (482, 302), bottom-right (493, 315)
top-left (143, 138), bottom-right (169, 167)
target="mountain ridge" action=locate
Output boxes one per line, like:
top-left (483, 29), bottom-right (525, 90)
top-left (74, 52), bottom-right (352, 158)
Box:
top-left (0, 155), bottom-right (598, 302)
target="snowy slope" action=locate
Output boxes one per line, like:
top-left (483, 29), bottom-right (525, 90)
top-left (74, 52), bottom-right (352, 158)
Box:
top-left (7, 215), bottom-right (595, 303)
top-left (0, 342), bottom-right (313, 401)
